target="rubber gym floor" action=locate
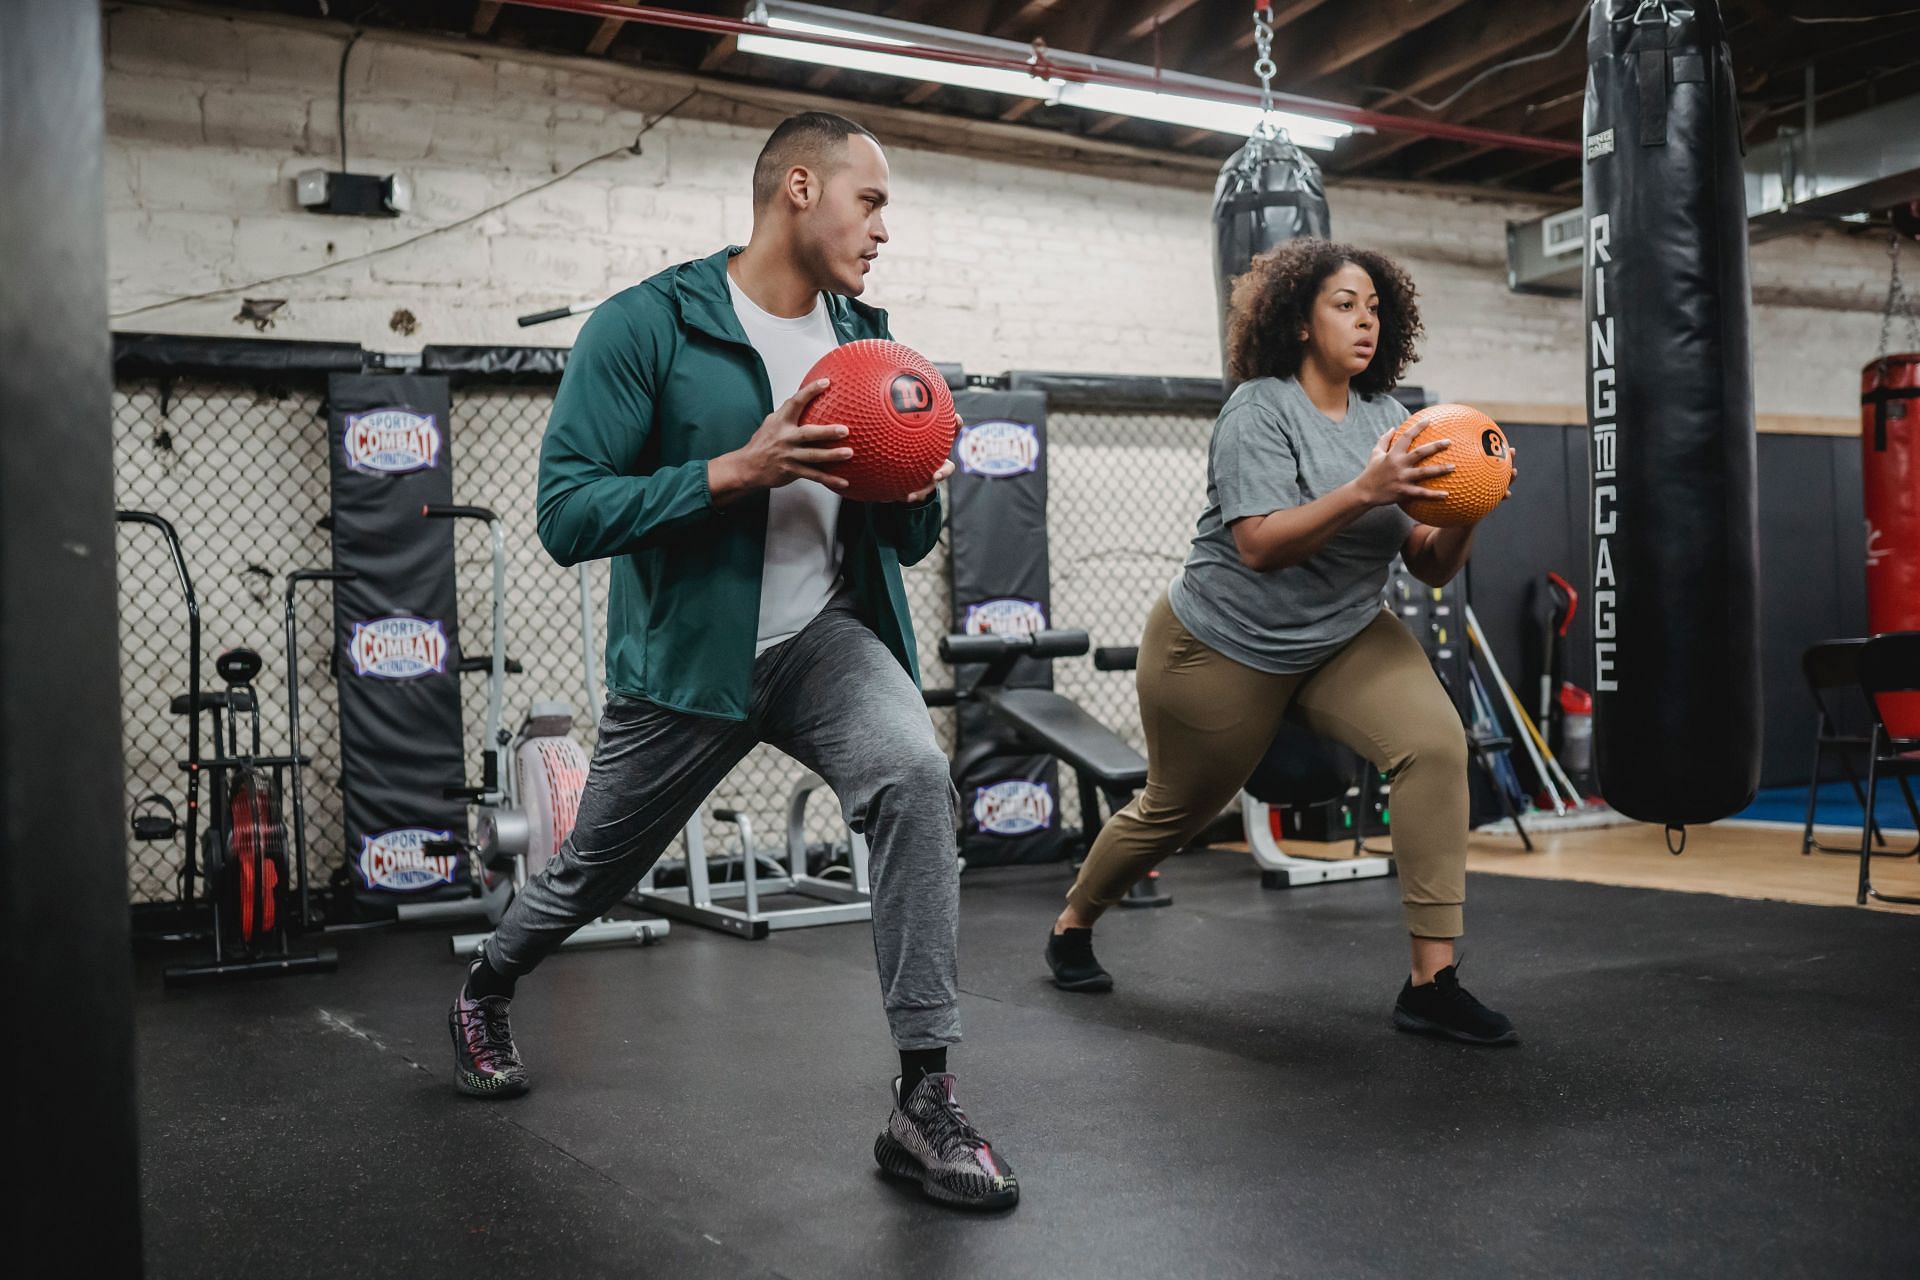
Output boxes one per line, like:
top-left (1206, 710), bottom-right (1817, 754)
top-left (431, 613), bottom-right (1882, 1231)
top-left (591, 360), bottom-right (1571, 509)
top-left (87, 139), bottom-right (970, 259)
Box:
top-left (136, 850), bottom-right (1919, 1279)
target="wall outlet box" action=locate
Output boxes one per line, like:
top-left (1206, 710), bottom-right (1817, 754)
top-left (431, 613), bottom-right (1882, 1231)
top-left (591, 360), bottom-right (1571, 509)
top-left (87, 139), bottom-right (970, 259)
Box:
top-left (294, 169), bottom-right (410, 217)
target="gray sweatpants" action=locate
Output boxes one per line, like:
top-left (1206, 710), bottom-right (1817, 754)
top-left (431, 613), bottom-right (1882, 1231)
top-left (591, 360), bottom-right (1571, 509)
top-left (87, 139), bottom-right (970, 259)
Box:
top-left (483, 598), bottom-right (963, 1049)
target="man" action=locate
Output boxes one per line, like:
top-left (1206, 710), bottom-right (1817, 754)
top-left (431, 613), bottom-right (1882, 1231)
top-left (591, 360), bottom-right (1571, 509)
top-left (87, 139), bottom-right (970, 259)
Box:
top-left (446, 112), bottom-right (1017, 1212)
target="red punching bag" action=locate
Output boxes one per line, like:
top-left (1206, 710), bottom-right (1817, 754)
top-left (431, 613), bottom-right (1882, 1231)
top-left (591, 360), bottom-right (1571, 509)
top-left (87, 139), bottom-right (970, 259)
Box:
top-left (1862, 353), bottom-right (1920, 738)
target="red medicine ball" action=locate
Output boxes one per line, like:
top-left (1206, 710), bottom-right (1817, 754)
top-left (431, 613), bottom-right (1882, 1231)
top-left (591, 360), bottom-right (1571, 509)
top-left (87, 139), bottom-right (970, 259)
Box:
top-left (800, 339), bottom-right (958, 503)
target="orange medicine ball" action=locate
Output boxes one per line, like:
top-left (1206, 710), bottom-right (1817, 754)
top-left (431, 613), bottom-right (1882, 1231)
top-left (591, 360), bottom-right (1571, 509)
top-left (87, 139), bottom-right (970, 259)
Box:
top-left (1390, 403), bottom-right (1513, 528)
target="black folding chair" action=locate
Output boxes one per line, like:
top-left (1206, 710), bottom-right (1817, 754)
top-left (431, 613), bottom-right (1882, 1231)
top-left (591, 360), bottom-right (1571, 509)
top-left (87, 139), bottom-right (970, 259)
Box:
top-left (1801, 639), bottom-right (1920, 857)
top-left (1855, 632), bottom-right (1920, 906)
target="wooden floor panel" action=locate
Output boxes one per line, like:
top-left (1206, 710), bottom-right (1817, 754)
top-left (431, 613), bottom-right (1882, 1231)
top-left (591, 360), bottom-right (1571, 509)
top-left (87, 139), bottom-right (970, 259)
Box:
top-left (1225, 821), bottom-right (1920, 916)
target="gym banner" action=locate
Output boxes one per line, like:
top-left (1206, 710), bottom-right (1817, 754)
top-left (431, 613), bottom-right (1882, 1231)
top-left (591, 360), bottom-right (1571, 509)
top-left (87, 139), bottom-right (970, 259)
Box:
top-left (947, 389), bottom-right (1070, 865)
top-left (327, 373), bottom-right (469, 899)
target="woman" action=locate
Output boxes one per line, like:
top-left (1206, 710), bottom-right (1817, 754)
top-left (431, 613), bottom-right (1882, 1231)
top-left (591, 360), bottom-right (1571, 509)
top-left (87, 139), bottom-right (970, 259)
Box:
top-left (1044, 238), bottom-right (1518, 1046)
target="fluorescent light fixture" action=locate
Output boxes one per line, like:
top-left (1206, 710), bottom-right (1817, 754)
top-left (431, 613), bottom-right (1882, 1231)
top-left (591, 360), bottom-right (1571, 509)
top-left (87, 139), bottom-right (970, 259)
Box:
top-left (1054, 82), bottom-right (1350, 150)
top-left (736, 3), bottom-right (1354, 151)
top-left (740, 18), bottom-right (1063, 101)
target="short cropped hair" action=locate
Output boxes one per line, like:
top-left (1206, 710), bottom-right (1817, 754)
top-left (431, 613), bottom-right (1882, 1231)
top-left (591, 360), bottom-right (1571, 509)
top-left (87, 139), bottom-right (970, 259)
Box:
top-left (751, 111), bottom-right (878, 208)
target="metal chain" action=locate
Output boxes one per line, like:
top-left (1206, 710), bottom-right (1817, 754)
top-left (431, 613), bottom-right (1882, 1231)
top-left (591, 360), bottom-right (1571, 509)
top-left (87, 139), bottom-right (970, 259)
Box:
top-left (1881, 231), bottom-right (1920, 361)
top-left (1252, 2), bottom-right (1279, 138)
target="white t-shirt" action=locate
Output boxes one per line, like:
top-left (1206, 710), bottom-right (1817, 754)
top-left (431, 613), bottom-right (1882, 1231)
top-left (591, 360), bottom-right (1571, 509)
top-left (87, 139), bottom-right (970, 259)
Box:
top-left (727, 274), bottom-right (845, 655)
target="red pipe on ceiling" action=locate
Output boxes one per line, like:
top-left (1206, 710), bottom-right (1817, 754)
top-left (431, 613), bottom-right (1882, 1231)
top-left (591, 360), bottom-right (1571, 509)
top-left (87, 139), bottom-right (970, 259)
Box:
top-left (485, 0), bottom-right (1582, 157)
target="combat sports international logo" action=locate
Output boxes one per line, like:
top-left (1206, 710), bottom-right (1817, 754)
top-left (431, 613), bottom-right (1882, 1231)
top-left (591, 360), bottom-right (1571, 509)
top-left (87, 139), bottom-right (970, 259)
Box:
top-left (358, 827), bottom-right (458, 891)
top-left (974, 780), bottom-right (1055, 836)
top-left (348, 615), bottom-right (449, 680)
top-left (956, 420), bottom-right (1041, 477)
top-left (963, 598), bottom-right (1047, 636)
top-left (343, 408), bottom-right (442, 474)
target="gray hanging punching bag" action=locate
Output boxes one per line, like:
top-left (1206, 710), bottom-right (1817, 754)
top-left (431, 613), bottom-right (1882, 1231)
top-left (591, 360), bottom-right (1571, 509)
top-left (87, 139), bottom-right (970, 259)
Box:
top-left (1582, 0), bottom-right (1761, 832)
top-left (1211, 130), bottom-right (1331, 372)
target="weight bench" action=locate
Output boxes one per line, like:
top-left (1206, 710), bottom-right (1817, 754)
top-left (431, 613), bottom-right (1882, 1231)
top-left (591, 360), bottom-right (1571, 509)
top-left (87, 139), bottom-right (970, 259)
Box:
top-left (936, 629), bottom-right (1169, 907)
top-left (1094, 645), bottom-right (1402, 889)
top-left (628, 772), bottom-right (874, 940)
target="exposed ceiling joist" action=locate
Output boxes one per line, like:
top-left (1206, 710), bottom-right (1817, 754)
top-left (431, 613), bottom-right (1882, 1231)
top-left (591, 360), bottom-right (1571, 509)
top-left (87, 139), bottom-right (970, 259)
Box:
top-left (584, 0), bottom-right (637, 56)
top-left (1277, 0), bottom-right (1478, 85)
top-left (698, 32), bottom-right (737, 72)
top-left (1332, 44), bottom-right (1582, 172)
top-left (1343, 1), bottom-right (1584, 111)
top-left (1121, 0), bottom-right (1207, 43)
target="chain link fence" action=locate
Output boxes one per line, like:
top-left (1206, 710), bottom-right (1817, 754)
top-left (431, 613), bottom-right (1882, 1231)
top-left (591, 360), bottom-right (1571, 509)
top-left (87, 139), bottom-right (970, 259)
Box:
top-left (113, 356), bottom-right (1218, 904)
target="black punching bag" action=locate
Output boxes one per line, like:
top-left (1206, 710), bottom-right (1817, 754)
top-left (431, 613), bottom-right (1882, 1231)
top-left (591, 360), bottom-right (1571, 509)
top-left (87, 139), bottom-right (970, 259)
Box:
top-left (1582, 0), bottom-right (1760, 829)
top-left (1212, 130), bottom-right (1330, 369)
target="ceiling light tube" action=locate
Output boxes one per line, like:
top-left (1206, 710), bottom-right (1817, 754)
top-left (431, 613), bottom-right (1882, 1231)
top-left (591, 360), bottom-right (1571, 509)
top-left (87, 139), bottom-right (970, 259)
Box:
top-left (741, 2), bottom-right (1352, 149)
top-left (739, 18), bottom-right (1063, 100)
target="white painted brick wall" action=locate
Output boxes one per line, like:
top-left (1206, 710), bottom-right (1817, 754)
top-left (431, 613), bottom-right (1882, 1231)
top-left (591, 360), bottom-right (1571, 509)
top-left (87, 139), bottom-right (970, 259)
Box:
top-left (105, 4), bottom-right (1895, 423)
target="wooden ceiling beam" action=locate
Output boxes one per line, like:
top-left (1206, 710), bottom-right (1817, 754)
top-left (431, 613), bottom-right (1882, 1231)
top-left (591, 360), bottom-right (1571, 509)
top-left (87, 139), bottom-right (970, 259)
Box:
top-left (1273, 0), bottom-right (1478, 85)
top-left (1329, 43), bottom-right (1582, 173)
top-left (1335, 1), bottom-right (1584, 112)
top-left (1415, 97), bottom-right (1584, 182)
top-left (584, 0), bottom-right (638, 57)
top-left (1121, 0), bottom-right (1208, 43)
top-left (699, 34), bottom-right (738, 72)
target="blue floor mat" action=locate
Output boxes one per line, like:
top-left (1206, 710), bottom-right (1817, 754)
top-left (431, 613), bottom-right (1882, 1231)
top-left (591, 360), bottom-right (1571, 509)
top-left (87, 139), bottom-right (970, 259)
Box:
top-left (1736, 780), bottom-right (1920, 832)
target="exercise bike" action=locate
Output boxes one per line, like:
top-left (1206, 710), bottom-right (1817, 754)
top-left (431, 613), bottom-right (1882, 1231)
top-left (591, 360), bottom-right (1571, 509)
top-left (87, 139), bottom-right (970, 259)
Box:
top-left (117, 510), bottom-right (337, 985)
top-left (393, 504), bottom-right (667, 957)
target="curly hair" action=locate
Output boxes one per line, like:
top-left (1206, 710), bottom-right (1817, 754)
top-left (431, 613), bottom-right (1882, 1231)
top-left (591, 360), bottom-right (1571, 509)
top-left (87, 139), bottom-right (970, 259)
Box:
top-left (1225, 238), bottom-right (1423, 396)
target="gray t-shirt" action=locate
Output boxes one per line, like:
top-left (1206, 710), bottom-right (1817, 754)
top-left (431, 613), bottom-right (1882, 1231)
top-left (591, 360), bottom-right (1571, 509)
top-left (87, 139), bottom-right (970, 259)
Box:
top-left (1167, 376), bottom-right (1415, 674)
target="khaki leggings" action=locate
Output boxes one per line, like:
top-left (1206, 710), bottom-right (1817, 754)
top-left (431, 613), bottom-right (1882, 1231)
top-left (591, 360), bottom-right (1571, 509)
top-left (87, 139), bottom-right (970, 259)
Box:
top-left (1067, 594), bottom-right (1470, 938)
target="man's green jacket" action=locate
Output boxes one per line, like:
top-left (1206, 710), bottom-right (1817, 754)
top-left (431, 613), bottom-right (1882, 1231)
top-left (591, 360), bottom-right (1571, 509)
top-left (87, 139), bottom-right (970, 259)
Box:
top-left (536, 246), bottom-right (943, 720)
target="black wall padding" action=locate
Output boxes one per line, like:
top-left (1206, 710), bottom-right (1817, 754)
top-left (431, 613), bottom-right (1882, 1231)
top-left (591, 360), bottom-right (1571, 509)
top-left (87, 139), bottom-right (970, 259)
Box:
top-left (419, 345), bottom-right (569, 386)
top-left (1006, 371), bottom-right (1230, 414)
top-left (1469, 425), bottom-right (1863, 793)
top-left (947, 389), bottom-right (1070, 865)
top-left (113, 332), bottom-right (364, 385)
top-left (1582, 0), bottom-right (1761, 825)
top-left (327, 373), bottom-right (470, 899)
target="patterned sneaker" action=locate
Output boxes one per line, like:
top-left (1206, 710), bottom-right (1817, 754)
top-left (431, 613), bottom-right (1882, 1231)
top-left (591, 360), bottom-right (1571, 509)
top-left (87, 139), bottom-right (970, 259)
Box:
top-left (448, 960), bottom-right (530, 1098)
top-left (874, 1073), bottom-right (1019, 1211)
top-left (1393, 962), bottom-right (1519, 1046)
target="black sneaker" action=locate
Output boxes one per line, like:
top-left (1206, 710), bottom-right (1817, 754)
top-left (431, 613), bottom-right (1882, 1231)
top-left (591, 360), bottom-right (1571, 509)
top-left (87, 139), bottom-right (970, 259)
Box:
top-left (874, 1073), bottom-right (1019, 1211)
top-left (1393, 962), bottom-right (1518, 1046)
top-left (1045, 926), bottom-right (1113, 992)
top-left (448, 959), bottom-right (531, 1098)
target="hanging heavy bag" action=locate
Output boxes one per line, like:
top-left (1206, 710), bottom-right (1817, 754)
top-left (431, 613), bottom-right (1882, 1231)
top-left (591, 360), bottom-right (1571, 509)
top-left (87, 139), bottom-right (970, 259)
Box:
top-left (1582, 0), bottom-right (1761, 831)
top-left (1211, 131), bottom-right (1331, 368)
top-left (1211, 3), bottom-right (1330, 378)
top-left (1862, 352), bottom-right (1920, 739)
